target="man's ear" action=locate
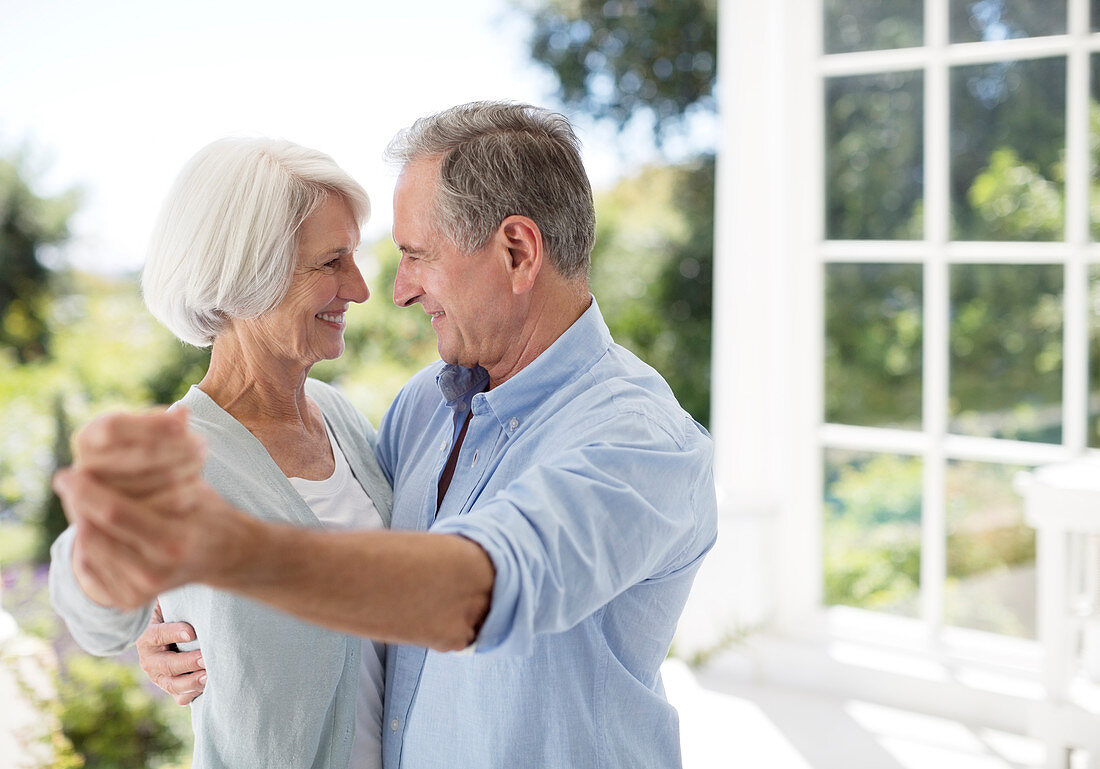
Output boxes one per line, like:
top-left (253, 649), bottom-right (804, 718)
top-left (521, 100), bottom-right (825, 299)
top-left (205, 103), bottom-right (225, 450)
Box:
top-left (498, 215), bottom-right (543, 295)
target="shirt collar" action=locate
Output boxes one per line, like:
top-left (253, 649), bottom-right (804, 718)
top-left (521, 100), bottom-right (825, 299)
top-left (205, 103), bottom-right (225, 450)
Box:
top-left (435, 296), bottom-right (612, 432)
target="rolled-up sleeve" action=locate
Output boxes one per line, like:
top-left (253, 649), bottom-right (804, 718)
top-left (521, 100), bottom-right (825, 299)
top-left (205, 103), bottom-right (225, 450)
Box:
top-left (431, 413), bottom-right (715, 657)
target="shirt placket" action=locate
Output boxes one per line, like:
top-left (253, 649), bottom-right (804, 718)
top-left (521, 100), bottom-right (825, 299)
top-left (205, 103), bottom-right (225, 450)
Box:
top-left (437, 410), bottom-right (501, 521)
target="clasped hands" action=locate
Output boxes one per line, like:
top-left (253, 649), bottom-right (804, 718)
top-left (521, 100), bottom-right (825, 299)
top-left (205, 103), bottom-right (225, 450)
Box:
top-left (54, 408), bottom-right (225, 610)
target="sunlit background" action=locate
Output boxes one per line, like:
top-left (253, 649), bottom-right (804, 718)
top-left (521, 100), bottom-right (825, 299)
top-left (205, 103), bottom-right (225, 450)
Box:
top-left (6, 0), bottom-right (1100, 767)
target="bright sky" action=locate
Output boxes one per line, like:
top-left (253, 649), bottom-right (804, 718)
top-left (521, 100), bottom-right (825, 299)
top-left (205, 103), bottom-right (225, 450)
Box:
top-left (0, 0), bottom-right (687, 274)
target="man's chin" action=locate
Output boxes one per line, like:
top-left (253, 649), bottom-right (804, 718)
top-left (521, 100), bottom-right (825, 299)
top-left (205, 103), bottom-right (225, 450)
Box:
top-left (437, 344), bottom-right (476, 370)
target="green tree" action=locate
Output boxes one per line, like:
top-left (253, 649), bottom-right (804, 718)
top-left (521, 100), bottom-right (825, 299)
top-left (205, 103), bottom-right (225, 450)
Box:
top-left (34, 394), bottom-right (72, 564)
top-left (0, 153), bottom-right (78, 362)
top-left (527, 0), bottom-right (716, 137)
top-left (588, 158), bottom-right (713, 423)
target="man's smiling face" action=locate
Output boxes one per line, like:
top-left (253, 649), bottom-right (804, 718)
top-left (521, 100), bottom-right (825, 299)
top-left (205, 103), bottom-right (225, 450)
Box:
top-left (391, 156), bottom-right (516, 373)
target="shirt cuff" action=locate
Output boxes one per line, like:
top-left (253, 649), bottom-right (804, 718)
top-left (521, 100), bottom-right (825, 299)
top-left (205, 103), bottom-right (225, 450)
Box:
top-left (430, 518), bottom-right (522, 655)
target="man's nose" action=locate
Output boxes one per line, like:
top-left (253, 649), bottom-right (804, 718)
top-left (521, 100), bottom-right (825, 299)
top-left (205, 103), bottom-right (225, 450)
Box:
top-left (393, 256), bottom-right (419, 308)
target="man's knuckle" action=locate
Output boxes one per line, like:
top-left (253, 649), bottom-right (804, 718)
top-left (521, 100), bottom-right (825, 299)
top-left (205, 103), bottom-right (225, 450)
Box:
top-left (100, 500), bottom-right (124, 528)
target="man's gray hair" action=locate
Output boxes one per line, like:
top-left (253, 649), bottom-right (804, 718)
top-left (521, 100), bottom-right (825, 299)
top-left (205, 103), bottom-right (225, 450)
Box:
top-left (142, 138), bottom-right (369, 347)
top-left (386, 101), bottom-right (595, 280)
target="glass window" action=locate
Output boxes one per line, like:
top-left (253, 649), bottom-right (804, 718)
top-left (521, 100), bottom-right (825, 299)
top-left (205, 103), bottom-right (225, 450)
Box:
top-left (949, 264), bottom-right (1063, 443)
top-left (945, 460), bottom-right (1036, 638)
top-left (824, 449), bottom-right (923, 618)
top-left (1089, 54), bottom-right (1100, 241)
top-left (950, 58), bottom-right (1066, 241)
top-left (950, 0), bottom-right (1066, 43)
top-left (816, 0), bottom-right (1077, 643)
top-left (826, 264), bottom-right (923, 428)
top-left (825, 0), bottom-right (924, 54)
top-left (826, 71), bottom-right (924, 240)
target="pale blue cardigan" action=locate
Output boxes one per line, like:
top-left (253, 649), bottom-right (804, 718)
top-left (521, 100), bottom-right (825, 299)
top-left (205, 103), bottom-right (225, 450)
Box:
top-left (50, 379), bottom-right (393, 769)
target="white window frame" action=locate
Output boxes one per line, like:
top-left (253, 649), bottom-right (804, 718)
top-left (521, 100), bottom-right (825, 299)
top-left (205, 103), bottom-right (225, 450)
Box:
top-left (691, 0), bottom-right (1100, 721)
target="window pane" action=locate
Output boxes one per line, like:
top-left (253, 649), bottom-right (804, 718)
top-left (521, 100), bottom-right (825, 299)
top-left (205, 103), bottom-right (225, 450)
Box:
top-left (1090, 266), bottom-right (1100, 447)
top-left (826, 264), bottom-right (923, 428)
top-left (945, 461), bottom-right (1036, 638)
top-left (824, 0), bottom-right (924, 54)
top-left (1090, 55), bottom-right (1100, 240)
top-left (824, 449), bottom-right (922, 617)
top-left (950, 0), bottom-right (1067, 43)
top-left (826, 71), bottom-right (924, 239)
top-left (1094, 0), bottom-right (1100, 33)
top-left (950, 58), bottom-right (1066, 241)
top-left (949, 264), bottom-right (1063, 443)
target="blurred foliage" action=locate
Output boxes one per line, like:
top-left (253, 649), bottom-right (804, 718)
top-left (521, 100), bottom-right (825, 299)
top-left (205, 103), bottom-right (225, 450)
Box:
top-left (950, 0), bottom-right (1066, 44)
top-left (950, 264), bottom-right (1064, 443)
top-left (0, 521), bottom-right (37, 563)
top-left (824, 452), bottom-right (1038, 635)
top-left (526, 0), bottom-right (716, 139)
top-left (826, 264), bottom-right (923, 428)
top-left (52, 655), bottom-right (185, 769)
top-left (824, 0), bottom-right (924, 54)
top-left (0, 272), bottom-right (196, 532)
top-left (825, 70), bottom-right (924, 240)
top-left (966, 147), bottom-right (1063, 240)
top-left (945, 460), bottom-right (1036, 637)
top-left (35, 395), bottom-right (72, 564)
top-left (589, 157), bottom-right (713, 424)
top-left (951, 56), bottom-right (1066, 240)
top-left (824, 453), bottom-right (922, 613)
top-left (0, 153), bottom-right (79, 362)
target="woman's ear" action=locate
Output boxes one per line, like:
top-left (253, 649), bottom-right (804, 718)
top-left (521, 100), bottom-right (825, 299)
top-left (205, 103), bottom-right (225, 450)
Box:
top-left (498, 215), bottom-right (543, 295)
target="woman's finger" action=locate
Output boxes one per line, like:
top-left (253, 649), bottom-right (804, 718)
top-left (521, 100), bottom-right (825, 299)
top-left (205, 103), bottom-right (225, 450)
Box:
top-left (138, 619), bottom-right (198, 652)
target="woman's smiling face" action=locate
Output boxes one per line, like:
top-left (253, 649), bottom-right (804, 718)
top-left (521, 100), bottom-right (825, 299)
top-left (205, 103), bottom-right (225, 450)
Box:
top-left (245, 195), bottom-right (368, 367)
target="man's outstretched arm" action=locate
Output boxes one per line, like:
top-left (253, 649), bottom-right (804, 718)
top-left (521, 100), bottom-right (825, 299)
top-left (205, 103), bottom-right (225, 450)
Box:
top-left (54, 412), bottom-right (494, 652)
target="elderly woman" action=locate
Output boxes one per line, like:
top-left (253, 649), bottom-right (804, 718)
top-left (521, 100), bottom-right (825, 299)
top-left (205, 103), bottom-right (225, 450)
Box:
top-left (49, 138), bottom-right (391, 769)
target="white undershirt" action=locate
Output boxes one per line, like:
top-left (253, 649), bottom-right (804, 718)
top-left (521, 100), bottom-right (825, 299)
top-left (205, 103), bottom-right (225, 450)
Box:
top-left (288, 420), bottom-right (385, 769)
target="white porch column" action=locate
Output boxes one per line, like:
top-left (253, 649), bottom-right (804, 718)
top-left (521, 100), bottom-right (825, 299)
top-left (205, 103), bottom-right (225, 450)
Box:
top-left (677, 0), bottom-right (819, 655)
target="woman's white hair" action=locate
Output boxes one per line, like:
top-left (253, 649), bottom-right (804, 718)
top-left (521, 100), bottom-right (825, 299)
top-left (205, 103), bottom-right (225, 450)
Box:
top-left (142, 138), bottom-right (370, 347)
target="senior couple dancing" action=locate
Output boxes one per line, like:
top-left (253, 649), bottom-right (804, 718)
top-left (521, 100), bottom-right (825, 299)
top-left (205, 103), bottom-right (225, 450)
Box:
top-left (49, 100), bottom-right (718, 769)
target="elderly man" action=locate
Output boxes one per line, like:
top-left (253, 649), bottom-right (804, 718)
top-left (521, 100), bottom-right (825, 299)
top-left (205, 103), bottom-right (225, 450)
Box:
top-left (53, 101), bottom-right (717, 768)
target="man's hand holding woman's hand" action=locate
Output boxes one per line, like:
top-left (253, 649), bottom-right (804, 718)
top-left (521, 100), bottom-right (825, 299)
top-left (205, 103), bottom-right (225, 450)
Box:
top-left (53, 407), bottom-right (237, 610)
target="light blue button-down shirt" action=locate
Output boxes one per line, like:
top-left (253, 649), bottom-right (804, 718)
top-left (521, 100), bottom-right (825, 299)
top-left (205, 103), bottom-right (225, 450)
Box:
top-left (376, 299), bottom-right (717, 769)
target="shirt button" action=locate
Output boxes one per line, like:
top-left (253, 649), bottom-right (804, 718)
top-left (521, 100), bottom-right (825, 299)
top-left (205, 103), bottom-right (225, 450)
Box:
top-left (390, 718), bottom-right (399, 732)
top-left (509, 417), bottom-right (519, 431)
top-left (472, 449), bottom-right (479, 464)
top-left (440, 439), bottom-right (447, 452)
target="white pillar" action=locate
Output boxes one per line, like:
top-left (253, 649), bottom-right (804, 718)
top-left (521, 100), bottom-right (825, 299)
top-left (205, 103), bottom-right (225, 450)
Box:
top-left (677, 0), bottom-right (819, 656)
